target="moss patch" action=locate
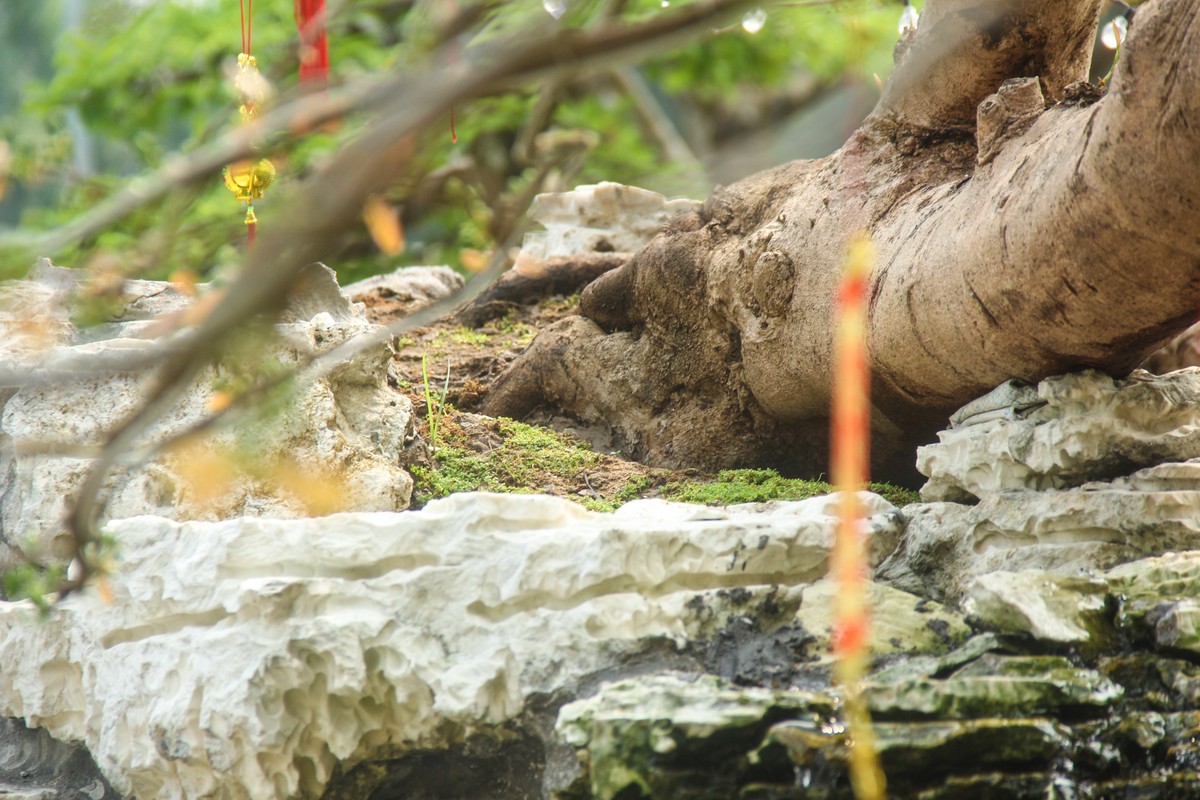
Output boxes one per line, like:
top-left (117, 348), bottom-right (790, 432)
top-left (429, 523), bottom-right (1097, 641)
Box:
top-left (660, 468), bottom-right (918, 508)
top-left (410, 413), bottom-right (616, 509)
top-left (411, 420), bottom-right (918, 513)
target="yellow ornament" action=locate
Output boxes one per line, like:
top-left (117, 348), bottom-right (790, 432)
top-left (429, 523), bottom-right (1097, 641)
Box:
top-left (223, 158), bottom-right (275, 203)
top-left (234, 52), bottom-right (269, 119)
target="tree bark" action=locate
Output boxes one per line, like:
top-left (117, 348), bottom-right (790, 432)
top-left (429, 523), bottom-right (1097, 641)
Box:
top-left (483, 0), bottom-right (1200, 484)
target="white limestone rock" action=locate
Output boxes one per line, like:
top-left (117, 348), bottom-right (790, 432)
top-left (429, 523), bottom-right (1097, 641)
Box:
top-left (0, 491), bottom-right (900, 800)
top-left (917, 369), bottom-right (1200, 502)
top-left (340, 265), bottom-right (464, 318)
top-left (964, 571), bottom-right (1112, 644)
top-left (961, 552), bottom-right (1200, 655)
top-left (518, 182), bottom-right (700, 262)
top-left (0, 263), bottom-right (415, 560)
top-left (878, 484), bottom-right (1200, 603)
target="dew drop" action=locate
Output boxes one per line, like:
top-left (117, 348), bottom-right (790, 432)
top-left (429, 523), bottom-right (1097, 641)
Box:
top-left (1101, 16), bottom-right (1128, 49)
top-left (543, 0), bottom-right (567, 19)
top-left (741, 7), bottom-right (767, 34)
top-left (898, 3), bottom-right (919, 35)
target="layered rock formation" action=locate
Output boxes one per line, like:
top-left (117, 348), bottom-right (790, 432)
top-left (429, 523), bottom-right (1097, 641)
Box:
top-left (0, 492), bottom-right (909, 799)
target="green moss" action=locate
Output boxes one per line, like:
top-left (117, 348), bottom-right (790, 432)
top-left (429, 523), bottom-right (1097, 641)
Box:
top-left (449, 326), bottom-right (492, 346)
top-left (494, 312), bottom-right (538, 345)
top-left (411, 423), bottom-right (918, 513)
top-left (410, 416), bottom-right (601, 508)
top-left (660, 468), bottom-right (918, 508)
top-left (864, 482), bottom-right (920, 507)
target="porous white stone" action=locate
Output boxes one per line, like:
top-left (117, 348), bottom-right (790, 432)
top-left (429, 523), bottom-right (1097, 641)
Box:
top-left (878, 485), bottom-right (1200, 603)
top-left (917, 369), bottom-right (1200, 502)
top-left (518, 182), bottom-right (701, 262)
top-left (0, 491), bottom-right (899, 800)
top-left (0, 263), bottom-right (415, 560)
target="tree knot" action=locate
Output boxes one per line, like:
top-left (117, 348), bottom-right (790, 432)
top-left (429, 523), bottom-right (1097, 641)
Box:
top-left (976, 77), bottom-right (1046, 165)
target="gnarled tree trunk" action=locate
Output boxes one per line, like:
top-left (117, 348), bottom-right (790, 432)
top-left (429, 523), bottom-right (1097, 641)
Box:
top-left (483, 0), bottom-right (1200, 484)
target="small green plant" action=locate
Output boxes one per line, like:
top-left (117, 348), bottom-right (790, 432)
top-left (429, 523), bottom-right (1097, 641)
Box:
top-left (2, 530), bottom-right (120, 615)
top-left (576, 475), bottom-right (657, 512)
top-left (494, 313), bottom-right (538, 345)
top-left (3, 562), bottom-right (64, 615)
top-left (421, 354), bottom-right (451, 449)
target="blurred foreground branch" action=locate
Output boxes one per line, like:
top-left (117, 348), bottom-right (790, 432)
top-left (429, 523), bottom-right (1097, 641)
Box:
top-left (37, 0), bottom-right (757, 596)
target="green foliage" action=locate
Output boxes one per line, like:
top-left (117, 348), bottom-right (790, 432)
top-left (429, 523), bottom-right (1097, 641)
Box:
top-left (646, 1), bottom-right (896, 100)
top-left (2, 530), bottom-right (119, 614)
top-left (1, 0), bottom-right (907, 284)
top-left (2, 563), bottom-right (64, 615)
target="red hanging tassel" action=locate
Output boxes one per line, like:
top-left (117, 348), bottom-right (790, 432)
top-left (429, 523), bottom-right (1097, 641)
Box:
top-left (246, 205), bottom-right (258, 249)
top-left (295, 0), bottom-right (329, 85)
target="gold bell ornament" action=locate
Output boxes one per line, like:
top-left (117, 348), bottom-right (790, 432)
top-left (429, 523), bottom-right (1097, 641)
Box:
top-left (223, 10), bottom-right (275, 248)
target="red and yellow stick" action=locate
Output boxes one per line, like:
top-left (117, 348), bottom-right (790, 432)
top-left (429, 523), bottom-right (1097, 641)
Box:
top-left (830, 232), bottom-right (886, 800)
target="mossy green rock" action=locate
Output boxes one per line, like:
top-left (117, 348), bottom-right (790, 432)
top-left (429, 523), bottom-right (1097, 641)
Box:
top-left (865, 654), bottom-right (1122, 720)
top-left (557, 674), bottom-right (835, 800)
top-left (1151, 599), bottom-right (1200, 655)
top-left (872, 718), bottom-right (1070, 777)
top-left (1099, 552), bottom-right (1200, 654)
top-left (795, 580), bottom-right (971, 660)
top-left (1100, 654), bottom-right (1200, 711)
top-left (1109, 551), bottom-right (1200, 625)
top-left (765, 715), bottom-right (1070, 786)
top-left (909, 772), bottom-right (1074, 800)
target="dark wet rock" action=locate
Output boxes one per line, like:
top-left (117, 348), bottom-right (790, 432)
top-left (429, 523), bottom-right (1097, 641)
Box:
top-left (0, 717), bottom-right (113, 800)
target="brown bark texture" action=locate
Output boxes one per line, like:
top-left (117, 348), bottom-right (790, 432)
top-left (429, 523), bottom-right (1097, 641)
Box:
top-left (482, 0), bottom-right (1200, 483)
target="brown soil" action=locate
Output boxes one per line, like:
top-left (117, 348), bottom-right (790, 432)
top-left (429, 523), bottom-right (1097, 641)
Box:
top-left (369, 292), bottom-right (577, 411)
